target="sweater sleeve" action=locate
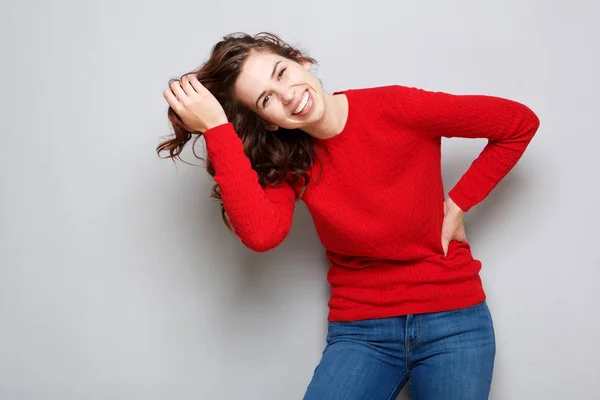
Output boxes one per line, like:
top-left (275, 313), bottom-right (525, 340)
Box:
top-left (202, 122), bottom-right (297, 252)
top-left (392, 85), bottom-right (540, 212)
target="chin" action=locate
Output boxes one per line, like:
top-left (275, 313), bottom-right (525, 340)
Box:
top-left (284, 94), bottom-right (324, 130)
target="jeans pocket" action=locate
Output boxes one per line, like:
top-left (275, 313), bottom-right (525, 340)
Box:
top-left (326, 318), bottom-right (380, 344)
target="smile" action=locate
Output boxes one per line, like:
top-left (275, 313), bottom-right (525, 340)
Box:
top-left (292, 90), bottom-right (311, 115)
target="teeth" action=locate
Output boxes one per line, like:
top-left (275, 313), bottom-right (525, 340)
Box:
top-left (293, 91), bottom-right (309, 115)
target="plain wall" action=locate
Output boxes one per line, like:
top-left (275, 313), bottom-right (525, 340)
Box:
top-left (1, 0), bottom-right (598, 398)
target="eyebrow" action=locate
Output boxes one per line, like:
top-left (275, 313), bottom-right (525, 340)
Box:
top-left (255, 60), bottom-right (282, 109)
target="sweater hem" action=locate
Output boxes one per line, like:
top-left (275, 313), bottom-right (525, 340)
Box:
top-left (327, 290), bottom-right (487, 322)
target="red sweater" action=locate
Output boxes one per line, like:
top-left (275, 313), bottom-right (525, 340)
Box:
top-left (202, 85), bottom-right (540, 322)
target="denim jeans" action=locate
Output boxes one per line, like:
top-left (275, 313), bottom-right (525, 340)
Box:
top-left (303, 300), bottom-right (496, 400)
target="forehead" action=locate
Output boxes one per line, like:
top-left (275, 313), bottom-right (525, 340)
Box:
top-left (235, 52), bottom-right (282, 105)
top-left (243, 51), bottom-right (281, 77)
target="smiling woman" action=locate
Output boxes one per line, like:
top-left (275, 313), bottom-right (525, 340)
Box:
top-left (157, 30), bottom-right (540, 400)
top-left (157, 32), bottom-right (335, 233)
top-left (234, 52), bottom-right (325, 128)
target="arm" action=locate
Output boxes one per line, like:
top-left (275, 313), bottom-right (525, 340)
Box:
top-left (203, 123), bottom-right (296, 252)
top-left (393, 85), bottom-right (541, 212)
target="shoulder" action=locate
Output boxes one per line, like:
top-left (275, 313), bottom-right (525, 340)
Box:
top-left (334, 85), bottom-right (400, 112)
top-left (343, 84), bottom-right (400, 96)
top-left (351, 84), bottom-right (445, 98)
top-left (343, 85), bottom-right (421, 107)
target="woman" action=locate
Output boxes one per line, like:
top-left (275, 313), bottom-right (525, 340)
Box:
top-left (158, 31), bottom-right (540, 400)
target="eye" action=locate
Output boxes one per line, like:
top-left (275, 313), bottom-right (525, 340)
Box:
top-left (278, 67), bottom-right (286, 80)
top-left (262, 68), bottom-right (287, 108)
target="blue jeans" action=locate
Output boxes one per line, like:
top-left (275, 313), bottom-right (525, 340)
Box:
top-left (303, 300), bottom-right (496, 400)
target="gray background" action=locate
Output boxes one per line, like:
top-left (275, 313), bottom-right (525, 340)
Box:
top-left (1, 0), bottom-right (598, 399)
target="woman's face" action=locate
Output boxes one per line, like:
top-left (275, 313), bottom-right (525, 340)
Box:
top-left (234, 51), bottom-right (325, 131)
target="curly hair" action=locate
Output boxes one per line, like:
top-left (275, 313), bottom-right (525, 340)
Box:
top-left (157, 32), bottom-right (324, 231)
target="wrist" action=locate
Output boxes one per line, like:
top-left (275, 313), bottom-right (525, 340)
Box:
top-left (447, 196), bottom-right (465, 215)
top-left (203, 121), bottom-right (230, 133)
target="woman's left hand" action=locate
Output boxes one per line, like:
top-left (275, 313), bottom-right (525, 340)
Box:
top-left (441, 197), bottom-right (467, 256)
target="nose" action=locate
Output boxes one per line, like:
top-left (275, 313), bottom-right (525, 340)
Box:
top-left (281, 88), bottom-right (295, 105)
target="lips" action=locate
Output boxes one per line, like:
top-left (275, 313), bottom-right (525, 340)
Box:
top-left (292, 89), bottom-right (308, 115)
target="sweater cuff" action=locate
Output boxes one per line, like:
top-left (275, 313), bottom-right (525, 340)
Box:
top-left (202, 122), bottom-right (236, 142)
top-left (448, 188), bottom-right (471, 213)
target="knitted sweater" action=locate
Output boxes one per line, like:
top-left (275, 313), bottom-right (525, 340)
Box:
top-left (202, 84), bottom-right (540, 322)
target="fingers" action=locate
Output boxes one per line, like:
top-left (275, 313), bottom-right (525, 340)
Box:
top-left (441, 239), bottom-right (448, 256)
top-left (180, 74), bottom-right (197, 96)
top-left (166, 75), bottom-right (207, 105)
top-left (188, 74), bottom-right (208, 95)
top-left (163, 87), bottom-right (181, 111)
top-left (169, 80), bottom-right (187, 103)
top-left (163, 78), bottom-right (190, 110)
top-left (162, 75), bottom-right (221, 133)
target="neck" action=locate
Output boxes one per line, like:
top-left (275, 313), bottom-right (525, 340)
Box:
top-left (303, 91), bottom-right (348, 140)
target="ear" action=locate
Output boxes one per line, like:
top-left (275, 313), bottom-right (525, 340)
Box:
top-left (301, 60), bottom-right (311, 70)
top-left (265, 122), bottom-right (279, 131)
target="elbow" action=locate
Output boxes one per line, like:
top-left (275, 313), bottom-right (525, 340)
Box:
top-left (240, 226), bottom-right (291, 253)
top-left (528, 109), bottom-right (540, 134)
top-left (244, 237), bottom-right (281, 252)
top-left (515, 103), bottom-right (540, 141)
top-left (231, 208), bottom-right (294, 252)
top-left (522, 103), bottom-right (541, 135)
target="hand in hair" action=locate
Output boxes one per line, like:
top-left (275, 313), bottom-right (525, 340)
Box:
top-left (163, 74), bottom-right (228, 133)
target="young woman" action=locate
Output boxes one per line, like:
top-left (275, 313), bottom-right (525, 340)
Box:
top-left (158, 32), bottom-right (540, 400)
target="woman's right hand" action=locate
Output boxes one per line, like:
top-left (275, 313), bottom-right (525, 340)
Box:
top-left (163, 74), bottom-right (228, 133)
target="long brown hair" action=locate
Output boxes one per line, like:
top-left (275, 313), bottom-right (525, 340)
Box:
top-left (157, 32), bottom-right (323, 231)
